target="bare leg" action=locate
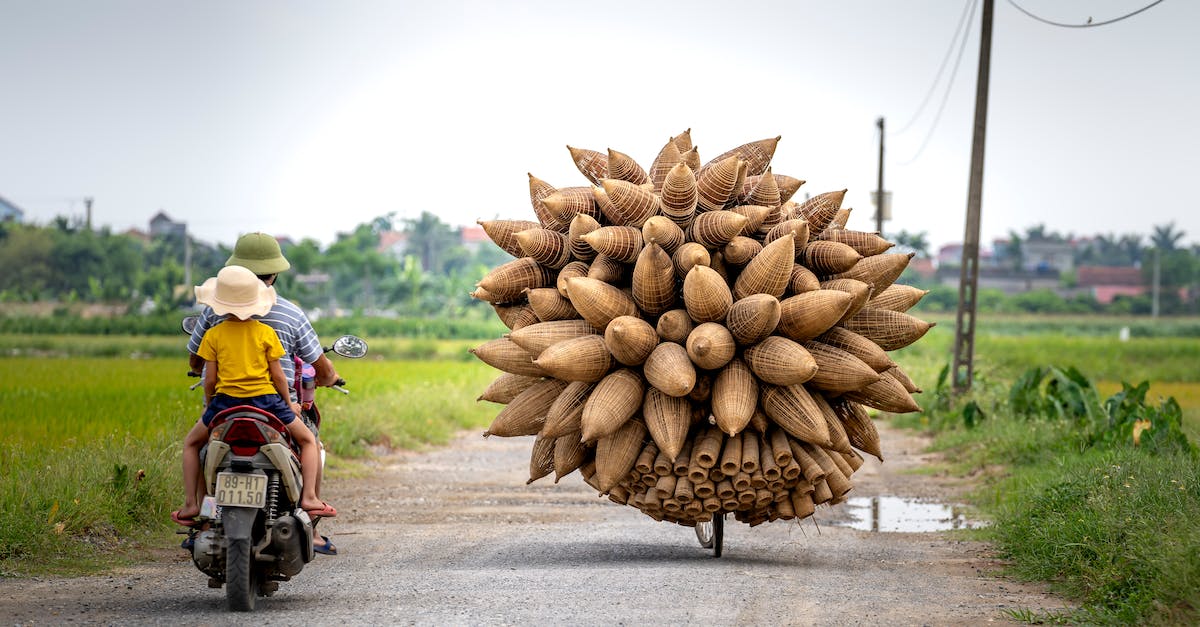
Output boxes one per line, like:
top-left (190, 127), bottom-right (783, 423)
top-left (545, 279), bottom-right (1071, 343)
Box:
top-left (177, 420), bottom-right (209, 519)
top-left (286, 420), bottom-right (329, 513)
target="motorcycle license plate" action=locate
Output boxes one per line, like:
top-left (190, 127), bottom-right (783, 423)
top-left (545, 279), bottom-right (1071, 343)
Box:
top-left (215, 472), bottom-right (267, 508)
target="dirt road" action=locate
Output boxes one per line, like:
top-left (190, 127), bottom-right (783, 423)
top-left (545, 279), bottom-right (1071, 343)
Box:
top-left (0, 422), bottom-right (1067, 625)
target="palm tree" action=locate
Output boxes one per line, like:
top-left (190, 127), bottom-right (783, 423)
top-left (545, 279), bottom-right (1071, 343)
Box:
top-left (1150, 222), bottom-right (1185, 252)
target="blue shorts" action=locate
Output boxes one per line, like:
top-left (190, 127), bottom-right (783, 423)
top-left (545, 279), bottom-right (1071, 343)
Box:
top-left (201, 393), bottom-right (295, 427)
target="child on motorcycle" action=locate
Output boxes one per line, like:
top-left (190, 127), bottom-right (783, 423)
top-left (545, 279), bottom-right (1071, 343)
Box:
top-left (172, 265), bottom-right (336, 525)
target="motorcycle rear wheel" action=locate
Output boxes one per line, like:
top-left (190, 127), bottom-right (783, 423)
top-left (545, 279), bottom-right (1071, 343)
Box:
top-left (226, 537), bottom-right (259, 611)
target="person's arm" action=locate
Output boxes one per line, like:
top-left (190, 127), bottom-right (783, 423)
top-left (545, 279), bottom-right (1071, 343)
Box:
top-left (189, 352), bottom-right (205, 374)
top-left (269, 358), bottom-right (302, 415)
top-left (203, 360), bottom-right (218, 406)
top-left (312, 353), bottom-right (341, 388)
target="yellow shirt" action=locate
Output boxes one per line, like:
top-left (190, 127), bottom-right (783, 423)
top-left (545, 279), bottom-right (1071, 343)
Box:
top-left (197, 319), bottom-right (285, 398)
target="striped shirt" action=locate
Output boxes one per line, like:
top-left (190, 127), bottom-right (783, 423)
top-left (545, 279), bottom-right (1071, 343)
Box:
top-left (187, 296), bottom-right (324, 399)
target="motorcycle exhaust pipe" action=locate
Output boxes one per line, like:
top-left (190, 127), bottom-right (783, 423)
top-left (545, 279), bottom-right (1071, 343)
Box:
top-left (271, 515), bottom-right (307, 577)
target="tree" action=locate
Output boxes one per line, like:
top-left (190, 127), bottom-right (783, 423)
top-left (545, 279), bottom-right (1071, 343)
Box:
top-left (1002, 230), bottom-right (1024, 272)
top-left (891, 230), bottom-right (930, 258)
top-left (402, 211), bottom-right (458, 274)
top-left (1150, 222), bottom-right (1185, 252)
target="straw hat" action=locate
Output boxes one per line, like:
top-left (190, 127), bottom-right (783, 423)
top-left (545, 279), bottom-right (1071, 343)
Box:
top-left (195, 265), bottom-right (277, 320)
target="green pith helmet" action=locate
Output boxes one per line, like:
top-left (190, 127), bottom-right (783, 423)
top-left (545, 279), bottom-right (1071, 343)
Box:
top-left (226, 232), bottom-right (291, 275)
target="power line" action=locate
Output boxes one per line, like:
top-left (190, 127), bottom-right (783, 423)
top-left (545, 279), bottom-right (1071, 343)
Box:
top-left (1007, 0), bottom-right (1166, 28)
top-left (898, 0), bottom-right (980, 165)
top-left (892, 0), bottom-right (976, 136)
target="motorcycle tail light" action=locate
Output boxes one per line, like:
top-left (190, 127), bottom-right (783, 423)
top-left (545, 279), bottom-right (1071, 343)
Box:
top-left (224, 420), bottom-right (269, 456)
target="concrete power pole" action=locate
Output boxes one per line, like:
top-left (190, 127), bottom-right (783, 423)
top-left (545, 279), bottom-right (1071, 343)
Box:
top-left (84, 197), bottom-right (93, 230)
top-left (951, 0), bottom-right (995, 393)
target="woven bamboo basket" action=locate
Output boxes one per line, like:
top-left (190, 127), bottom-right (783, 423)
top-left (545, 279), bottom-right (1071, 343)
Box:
top-left (477, 371), bottom-right (541, 404)
top-left (722, 236), bottom-right (762, 266)
top-left (788, 264), bottom-right (821, 294)
top-left (470, 337), bottom-right (547, 377)
top-left (814, 326), bottom-right (895, 373)
top-left (483, 378), bottom-right (568, 437)
top-left (567, 145), bottom-right (608, 186)
top-left (565, 276), bottom-right (638, 330)
top-left (800, 240), bottom-right (862, 275)
top-left (829, 397), bottom-right (882, 461)
top-left (803, 340), bottom-right (882, 393)
top-left (887, 365), bottom-right (922, 393)
top-left (719, 433), bottom-right (743, 476)
top-left (655, 308), bottom-right (694, 344)
top-left (515, 228), bottom-right (571, 270)
top-left (660, 162), bottom-right (698, 228)
top-left (755, 205), bottom-right (784, 239)
top-left (643, 341), bottom-right (697, 398)
top-left (729, 204), bottom-right (771, 236)
top-left (869, 283), bottom-right (929, 312)
top-left (680, 145), bottom-right (701, 172)
top-left (776, 290), bottom-right (852, 342)
top-left (685, 322), bottom-right (736, 370)
top-left (671, 241), bottom-right (710, 280)
top-left (832, 252), bottom-right (913, 293)
top-left (640, 215), bottom-right (685, 255)
top-left (734, 232), bottom-right (794, 299)
top-left (643, 387), bottom-right (691, 460)
top-left (819, 278), bottom-right (873, 322)
top-left (604, 315), bottom-right (659, 366)
top-left (787, 438), bottom-right (825, 482)
top-left (817, 229), bottom-right (894, 256)
top-left (708, 250), bottom-right (730, 283)
top-left (683, 265), bottom-right (733, 323)
top-left (743, 336), bottom-right (818, 386)
top-left (691, 427), bottom-right (723, 470)
top-left (541, 380), bottom-right (594, 438)
top-left (491, 302), bottom-right (538, 331)
top-left (711, 356), bottom-right (758, 436)
top-left (631, 242), bottom-right (677, 316)
top-left (766, 427), bottom-right (793, 467)
top-left (649, 136), bottom-right (683, 191)
top-left (811, 393), bottom-right (854, 456)
top-left (725, 293), bottom-right (781, 345)
top-left (541, 186), bottom-right (604, 225)
top-left (764, 218), bottom-right (810, 250)
top-left (770, 174), bottom-right (804, 204)
top-left (479, 219), bottom-right (542, 258)
top-left (696, 155), bottom-right (743, 212)
top-left (595, 419), bottom-right (648, 493)
top-left (525, 287), bottom-right (579, 322)
top-left (532, 334), bottom-right (613, 382)
top-left (528, 173), bottom-right (569, 232)
top-left (794, 189), bottom-right (846, 234)
top-left (477, 257), bottom-right (556, 302)
top-left (689, 210), bottom-right (749, 249)
top-left (556, 260), bottom-right (589, 298)
top-left (601, 178), bottom-right (659, 227)
top-left (567, 213), bottom-right (601, 262)
top-left (469, 285), bottom-right (498, 304)
top-left (700, 136), bottom-right (779, 179)
top-left (607, 148), bottom-right (649, 186)
top-left (742, 170), bottom-right (781, 208)
top-left (527, 434), bottom-right (555, 484)
top-left (585, 254), bottom-right (627, 285)
top-left (507, 319), bottom-right (599, 357)
top-left (842, 307), bottom-right (934, 351)
top-left (760, 383), bottom-right (833, 448)
top-left (553, 432), bottom-right (590, 482)
top-left (842, 369), bottom-right (921, 414)
top-left (581, 368), bottom-right (645, 442)
top-left (804, 444), bottom-right (852, 497)
top-left (740, 433), bottom-right (760, 473)
top-left (580, 226), bottom-right (644, 264)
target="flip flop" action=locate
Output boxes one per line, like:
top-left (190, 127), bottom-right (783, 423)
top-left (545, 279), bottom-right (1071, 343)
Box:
top-left (313, 535), bottom-right (338, 556)
top-left (171, 510), bottom-right (200, 528)
top-left (304, 502), bottom-right (337, 518)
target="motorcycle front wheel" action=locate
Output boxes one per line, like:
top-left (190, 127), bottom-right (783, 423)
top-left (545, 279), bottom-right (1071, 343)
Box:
top-left (225, 536), bottom-right (259, 611)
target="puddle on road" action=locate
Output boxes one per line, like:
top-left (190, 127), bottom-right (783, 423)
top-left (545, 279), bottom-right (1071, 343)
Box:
top-left (831, 496), bottom-right (984, 532)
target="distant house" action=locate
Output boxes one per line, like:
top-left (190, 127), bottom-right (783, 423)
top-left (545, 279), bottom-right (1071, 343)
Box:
top-left (122, 227), bottom-right (151, 244)
top-left (459, 225), bottom-right (489, 252)
top-left (1076, 266), bottom-right (1146, 304)
top-left (0, 195), bottom-right (25, 222)
top-left (1022, 238), bottom-right (1075, 273)
top-left (377, 230), bottom-right (408, 257)
top-left (149, 211), bottom-right (186, 238)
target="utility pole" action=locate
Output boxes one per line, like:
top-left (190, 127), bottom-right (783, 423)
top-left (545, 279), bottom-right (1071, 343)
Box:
top-left (84, 197), bottom-right (93, 230)
top-left (952, 0), bottom-right (994, 393)
top-left (876, 117), bottom-right (885, 235)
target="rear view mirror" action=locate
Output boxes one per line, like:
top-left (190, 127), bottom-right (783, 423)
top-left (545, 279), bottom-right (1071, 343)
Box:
top-left (181, 315), bottom-right (199, 335)
top-left (331, 335), bottom-right (368, 358)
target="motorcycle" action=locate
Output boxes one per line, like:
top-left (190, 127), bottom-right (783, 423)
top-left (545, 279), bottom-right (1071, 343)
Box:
top-left (179, 315), bottom-right (367, 611)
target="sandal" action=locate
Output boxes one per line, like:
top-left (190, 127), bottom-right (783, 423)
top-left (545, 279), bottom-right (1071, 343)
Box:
top-left (171, 510), bottom-right (200, 528)
top-left (313, 535), bottom-right (338, 556)
top-left (304, 502), bottom-right (337, 518)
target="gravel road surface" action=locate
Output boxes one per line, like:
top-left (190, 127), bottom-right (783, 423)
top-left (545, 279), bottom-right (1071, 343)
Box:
top-left (0, 422), bottom-right (1067, 625)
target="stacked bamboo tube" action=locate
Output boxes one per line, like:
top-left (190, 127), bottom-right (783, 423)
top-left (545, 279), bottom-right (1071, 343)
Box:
top-left (472, 131), bottom-right (933, 527)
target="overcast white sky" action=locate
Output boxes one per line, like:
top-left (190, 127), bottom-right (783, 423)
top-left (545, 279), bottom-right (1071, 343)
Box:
top-left (2, 0), bottom-right (1196, 253)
